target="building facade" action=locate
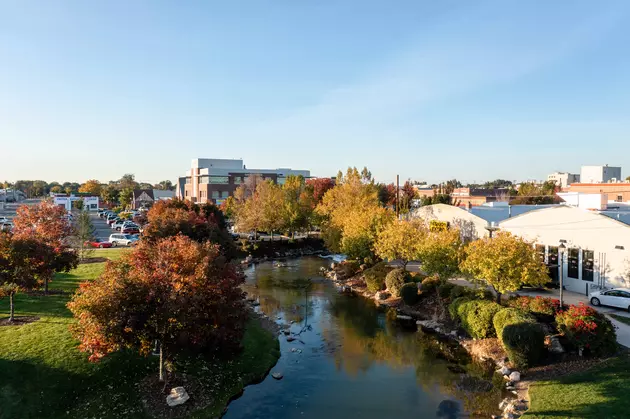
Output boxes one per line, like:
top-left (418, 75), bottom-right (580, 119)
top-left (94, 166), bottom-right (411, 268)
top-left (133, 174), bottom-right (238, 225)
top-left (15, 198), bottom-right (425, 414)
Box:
top-left (411, 203), bottom-right (490, 241)
top-left (580, 165), bottom-right (622, 184)
top-left (176, 158), bottom-right (310, 205)
top-left (500, 206), bottom-right (630, 295)
top-left (547, 172), bottom-right (580, 188)
top-left (566, 183), bottom-right (630, 203)
top-left (450, 187), bottom-right (511, 207)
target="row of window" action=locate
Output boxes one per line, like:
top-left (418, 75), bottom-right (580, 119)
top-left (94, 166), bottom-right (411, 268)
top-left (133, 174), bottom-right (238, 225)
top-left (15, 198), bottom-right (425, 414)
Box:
top-left (186, 174), bottom-right (282, 185)
top-left (535, 244), bottom-right (595, 282)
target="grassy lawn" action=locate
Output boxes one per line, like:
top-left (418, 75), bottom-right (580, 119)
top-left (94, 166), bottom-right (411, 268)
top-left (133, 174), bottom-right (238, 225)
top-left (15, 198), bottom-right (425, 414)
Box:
top-left (608, 314), bottom-right (630, 326)
top-left (0, 248), bottom-right (280, 419)
top-left (523, 355), bottom-right (630, 419)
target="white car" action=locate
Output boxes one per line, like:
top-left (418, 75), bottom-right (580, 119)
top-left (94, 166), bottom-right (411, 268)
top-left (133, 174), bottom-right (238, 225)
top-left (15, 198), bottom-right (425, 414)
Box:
top-left (111, 220), bottom-right (128, 230)
top-left (589, 288), bottom-right (630, 311)
top-left (109, 233), bottom-right (138, 247)
top-left (0, 216), bottom-right (9, 224)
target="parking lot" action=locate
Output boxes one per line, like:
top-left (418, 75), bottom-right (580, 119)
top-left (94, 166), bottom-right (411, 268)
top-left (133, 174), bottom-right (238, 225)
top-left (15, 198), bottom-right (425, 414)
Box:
top-left (91, 212), bottom-right (116, 240)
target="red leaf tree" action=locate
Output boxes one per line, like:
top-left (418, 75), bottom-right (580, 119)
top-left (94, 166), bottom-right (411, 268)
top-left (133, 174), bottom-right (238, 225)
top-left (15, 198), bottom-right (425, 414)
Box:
top-left (68, 235), bottom-right (247, 381)
top-left (11, 201), bottom-right (77, 293)
top-left (306, 178), bottom-right (335, 206)
top-left (143, 198), bottom-right (235, 259)
top-left (0, 234), bottom-right (75, 321)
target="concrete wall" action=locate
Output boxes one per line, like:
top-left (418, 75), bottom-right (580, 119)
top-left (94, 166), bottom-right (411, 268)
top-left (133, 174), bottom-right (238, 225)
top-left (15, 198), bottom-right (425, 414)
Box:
top-left (411, 204), bottom-right (490, 240)
top-left (500, 206), bottom-right (630, 295)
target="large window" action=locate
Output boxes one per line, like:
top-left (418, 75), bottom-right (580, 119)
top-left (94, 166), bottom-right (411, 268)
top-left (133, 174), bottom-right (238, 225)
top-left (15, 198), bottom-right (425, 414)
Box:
top-left (568, 248), bottom-right (579, 279)
top-left (233, 177), bottom-right (244, 184)
top-left (185, 178), bottom-right (191, 184)
top-left (212, 191), bottom-right (219, 199)
top-left (582, 250), bottom-right (594, 282)
top-left (535, 244), bottom-right (546, 263)
top-left (547, 245), bottom-right (559, 283)
top-left (209, 176), bottom-right (229, 184)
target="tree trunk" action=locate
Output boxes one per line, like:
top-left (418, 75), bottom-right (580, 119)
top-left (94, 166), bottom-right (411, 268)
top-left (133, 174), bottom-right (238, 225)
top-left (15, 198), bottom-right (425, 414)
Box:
top-left (494, 287), bottom-right (502, 304)
top-left (44, 276), bottom-right (49, 295)
top-left (9, 292), bottom-right (15, 322)
top-left (159, 342), bottom-right (164, 382)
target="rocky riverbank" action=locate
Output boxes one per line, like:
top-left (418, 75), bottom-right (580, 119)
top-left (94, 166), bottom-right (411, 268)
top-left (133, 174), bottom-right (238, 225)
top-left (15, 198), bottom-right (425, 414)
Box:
top-left (322, 262), bottom-right (530, 419)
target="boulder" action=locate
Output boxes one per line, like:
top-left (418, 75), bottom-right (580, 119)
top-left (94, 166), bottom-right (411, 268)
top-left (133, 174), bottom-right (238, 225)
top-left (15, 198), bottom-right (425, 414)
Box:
top-left (359, 264), bottom-right (367, 271)
top-left (166, 387), bottom-right (189, 407)
top-left (375, 291), bottom-right (390, 300)
top-left (397, 315), bottom-right (413, 320)
top-left (286, 336), bottom-right (296, 342)
top-left (547, 334), bottom-right (565, 354)
top-left (271, 372), bottom-right (283, 380)
top-left (508, 371), bottom-right (521, 382)
top-left (498, 366), bottom-right (510, 376)
top-left (330, 262), bottom-right (337, 270)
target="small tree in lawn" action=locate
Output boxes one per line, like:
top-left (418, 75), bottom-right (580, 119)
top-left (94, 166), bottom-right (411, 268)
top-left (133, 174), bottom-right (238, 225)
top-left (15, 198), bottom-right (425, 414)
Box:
top-left (374, 220), bottom-right (426, 270)
top-left (12, 201), bottom-right (77, 294)
top-left (74, 211), bottom-right (96, 261)
top-left (460, 231), bottom-right (549, 303)
top-left (68, 235), bottom-right (247, 382)
top-left (0, 235), bottom-right (73, 321)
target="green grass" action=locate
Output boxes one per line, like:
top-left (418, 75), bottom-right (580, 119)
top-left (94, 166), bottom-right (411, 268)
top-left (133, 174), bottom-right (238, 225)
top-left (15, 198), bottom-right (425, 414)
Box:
top-left (0, 248), bottom-right (280, 419)
top-left (608, 313), bottom-right (630, 326)
top-left (523, 355), bottom-right (630, 419)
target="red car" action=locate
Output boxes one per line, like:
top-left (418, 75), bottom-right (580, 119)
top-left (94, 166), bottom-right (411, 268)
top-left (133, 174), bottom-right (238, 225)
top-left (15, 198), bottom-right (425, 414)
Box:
top-left (121, 227), bottom-right (140, 234)
top-left (84, 239), bottom-right (113, 249)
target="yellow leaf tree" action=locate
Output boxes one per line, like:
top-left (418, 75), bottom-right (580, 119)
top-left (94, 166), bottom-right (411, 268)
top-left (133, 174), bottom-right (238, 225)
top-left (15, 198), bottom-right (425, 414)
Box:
top-left (317, 167), bottom-right (394, 259)
top-left (418, 228), bottom-right (463, 279)
top-left (460, 231), bottom-right (549, 303)
top-left (78, 179), bottom-right (102, 195)
top-left (374, 220), bottom-right (426, 269)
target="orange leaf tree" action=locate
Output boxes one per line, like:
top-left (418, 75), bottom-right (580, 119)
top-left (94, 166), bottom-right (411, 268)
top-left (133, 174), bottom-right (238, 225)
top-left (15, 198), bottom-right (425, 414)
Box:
top-left (143, 198), bottom-right (235, 259)
top-left (11, 201), bottom-right (78, 293)
top-left (67, 235), bottom-right (247, 381)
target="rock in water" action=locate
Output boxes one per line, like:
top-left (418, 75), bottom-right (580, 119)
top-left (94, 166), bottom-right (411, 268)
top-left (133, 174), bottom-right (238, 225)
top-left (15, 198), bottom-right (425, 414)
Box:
top-left (498, 366), bottom-right (510, 376)
top-left (508, 371), bottom-right (521, 382)
top-left (166, 387), bottom-right (190, 407)
top-left (286, 336), bottom-right (296, 342)
top-left (272, 372), bottom-right (283, 380)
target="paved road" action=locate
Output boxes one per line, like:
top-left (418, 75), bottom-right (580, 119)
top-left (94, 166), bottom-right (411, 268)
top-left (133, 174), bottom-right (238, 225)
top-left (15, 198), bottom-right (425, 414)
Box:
top-left (91, 212), bottom-right (115, 240)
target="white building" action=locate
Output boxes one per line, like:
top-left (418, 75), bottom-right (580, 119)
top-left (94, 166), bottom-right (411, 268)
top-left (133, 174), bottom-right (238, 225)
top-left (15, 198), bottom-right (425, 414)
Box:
top-left (500, 206), bottom-right (630, 295)
top-left (547, 171), bottom-right (580, 188)
top-left (580, 165), bottom-right (622, 184)
top-left (411, 203), bottom-right (491, 240)
top-left (53, 195), bottom-right (99, 211)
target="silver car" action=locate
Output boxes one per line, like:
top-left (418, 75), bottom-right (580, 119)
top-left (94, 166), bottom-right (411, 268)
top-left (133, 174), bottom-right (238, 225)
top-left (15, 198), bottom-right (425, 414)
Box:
top-left (109, 233), bottom-right (139, 247)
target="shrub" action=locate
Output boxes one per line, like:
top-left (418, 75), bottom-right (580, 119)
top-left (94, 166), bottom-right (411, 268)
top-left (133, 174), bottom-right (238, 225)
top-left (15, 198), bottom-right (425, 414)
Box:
top-left (507, 296), bottom-right (561, 317)
top-left (420, 276), bottom-right (442, 294)
top-left (493, 308), bottom-right (537, 344)
top-left (454, 300), bottom-right (502, 339)
top-left (408, 272), bottom-right (428, 283)
top-left (449, 284), bottom-right (472, 300)
top-left (437, 281), bottom-right (456, 299)
top-left (556, 303), bottom-right (617, 356)
top-left (338, 260), bottom-right (361, 278)
top-left (502, 323), bottom-right (546, 368)
top-left (400, 283), bottom-right (419, 305)
top-left (385, 268), bottom-right (409, 297)
top-left (364, 262), bottom-right (391, 293)
top-left (448, 297), bottom-right (471, 320)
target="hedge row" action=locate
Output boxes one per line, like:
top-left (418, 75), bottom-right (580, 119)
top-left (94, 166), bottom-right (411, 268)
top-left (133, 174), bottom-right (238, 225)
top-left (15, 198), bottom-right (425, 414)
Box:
top-left (493, 307), bottom-right (544, 368)
top-left (364, 262), bottom-right (392, 293)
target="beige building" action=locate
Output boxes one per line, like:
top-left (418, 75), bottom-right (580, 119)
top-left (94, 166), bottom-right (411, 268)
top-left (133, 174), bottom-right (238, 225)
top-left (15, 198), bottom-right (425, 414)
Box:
top-left (500, 206), bottom-right (630, 295)
top-left (411, 203), bottom-right (491, 241)
top-left (547, 171), bottom-right (580, 188)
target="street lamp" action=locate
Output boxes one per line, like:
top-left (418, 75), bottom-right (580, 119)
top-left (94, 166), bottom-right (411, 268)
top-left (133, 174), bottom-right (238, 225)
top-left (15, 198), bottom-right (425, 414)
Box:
top-left (558, 242), bottom-right (566, 309)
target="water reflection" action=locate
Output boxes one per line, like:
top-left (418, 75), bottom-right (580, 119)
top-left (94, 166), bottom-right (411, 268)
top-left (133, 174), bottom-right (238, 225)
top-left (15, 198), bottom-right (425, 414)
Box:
top-left (227, 257), bottom-right (501, 419)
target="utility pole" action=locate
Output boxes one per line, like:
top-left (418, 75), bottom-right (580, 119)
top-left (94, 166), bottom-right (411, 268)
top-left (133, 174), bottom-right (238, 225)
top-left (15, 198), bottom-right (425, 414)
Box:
top-left (396, 175), bottom-right (400, 219)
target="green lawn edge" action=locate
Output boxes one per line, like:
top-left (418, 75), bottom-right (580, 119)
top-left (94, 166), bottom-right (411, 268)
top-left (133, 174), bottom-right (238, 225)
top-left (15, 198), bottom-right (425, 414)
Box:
top-left (523, 354), bottom-right (630, 419)
top-left (0, 248), bottom-right (280, 419)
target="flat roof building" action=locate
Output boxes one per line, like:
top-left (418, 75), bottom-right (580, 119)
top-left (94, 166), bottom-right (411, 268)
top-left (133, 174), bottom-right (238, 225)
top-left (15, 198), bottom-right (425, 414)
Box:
top-left (176, 158), bottom-right (310, 205)
top-left (580, 165), bottom-right (622, 184)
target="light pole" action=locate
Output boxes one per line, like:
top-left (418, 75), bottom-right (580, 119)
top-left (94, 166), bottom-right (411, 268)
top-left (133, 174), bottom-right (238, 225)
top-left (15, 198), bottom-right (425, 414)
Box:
top-left (559, 242), bottom-right (566, 309)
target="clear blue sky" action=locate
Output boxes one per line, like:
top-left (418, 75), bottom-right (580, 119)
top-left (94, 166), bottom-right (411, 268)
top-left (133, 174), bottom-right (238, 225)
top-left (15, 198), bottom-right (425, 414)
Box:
top-left (2, 0), bottom-right (629, 185)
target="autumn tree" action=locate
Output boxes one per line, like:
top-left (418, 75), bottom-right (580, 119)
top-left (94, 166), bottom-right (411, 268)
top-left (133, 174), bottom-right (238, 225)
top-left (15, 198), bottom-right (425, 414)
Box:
top-left (374, 220), bottom-right (426, 269)
top-left (50, 185), bottom-right (63, 193)
top-left (512, 181), bottom-right (558, 205)
top-left (100, 184), bottom-right (119, 205)
top-left (78, 179), bottom-right (102, 195)
top-left (219, 196), bottom-right (238, 220)
top-left (118, 173), bottom-right (138, 190)
top-left (460, 231), bottom-right (549, 303)
top-left (143, 199), bottom-right (235, 258)
top-left (317, 167), bottom-right (394, 260)
top-left (0, 235), bottom-right (42, 322)
top-left (306, 178), bottom-right (335, 205)
top-left (236, 180), bottom-right (285, 238)
top-left (155, 180), bottom-right (174, 190)
top-left (68, 235), bottom-right (247, 381)
top-left (12, 201), bottom-right (78, 293)
top-left (281, 175), bottom-right (313, 237)
top-left (418, 228), bottom-right (463, 279)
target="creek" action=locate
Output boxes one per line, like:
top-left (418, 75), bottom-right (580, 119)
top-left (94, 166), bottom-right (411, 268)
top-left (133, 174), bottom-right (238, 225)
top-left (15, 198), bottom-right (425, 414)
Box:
top-left (224, 257), bottom-right (504, 419)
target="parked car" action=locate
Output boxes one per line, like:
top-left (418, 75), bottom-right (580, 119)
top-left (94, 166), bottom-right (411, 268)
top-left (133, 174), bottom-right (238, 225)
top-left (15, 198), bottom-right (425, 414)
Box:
top-left (121, 226), bottom-right (140, 234)
top-left (84, 239), bottom-right (113, 249)
top-left (590, 288), bottom-right (630, 311)
top-left (1, 222), bottom-right (13, 232)
top-left (112, 220), bottom-right (128, 230)
top-left (0, 216), bottom-right (9, 224)
top-left (109, 233), bottom-right (139, 247)
top-left (106, 214), bottom-right (118, 224)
